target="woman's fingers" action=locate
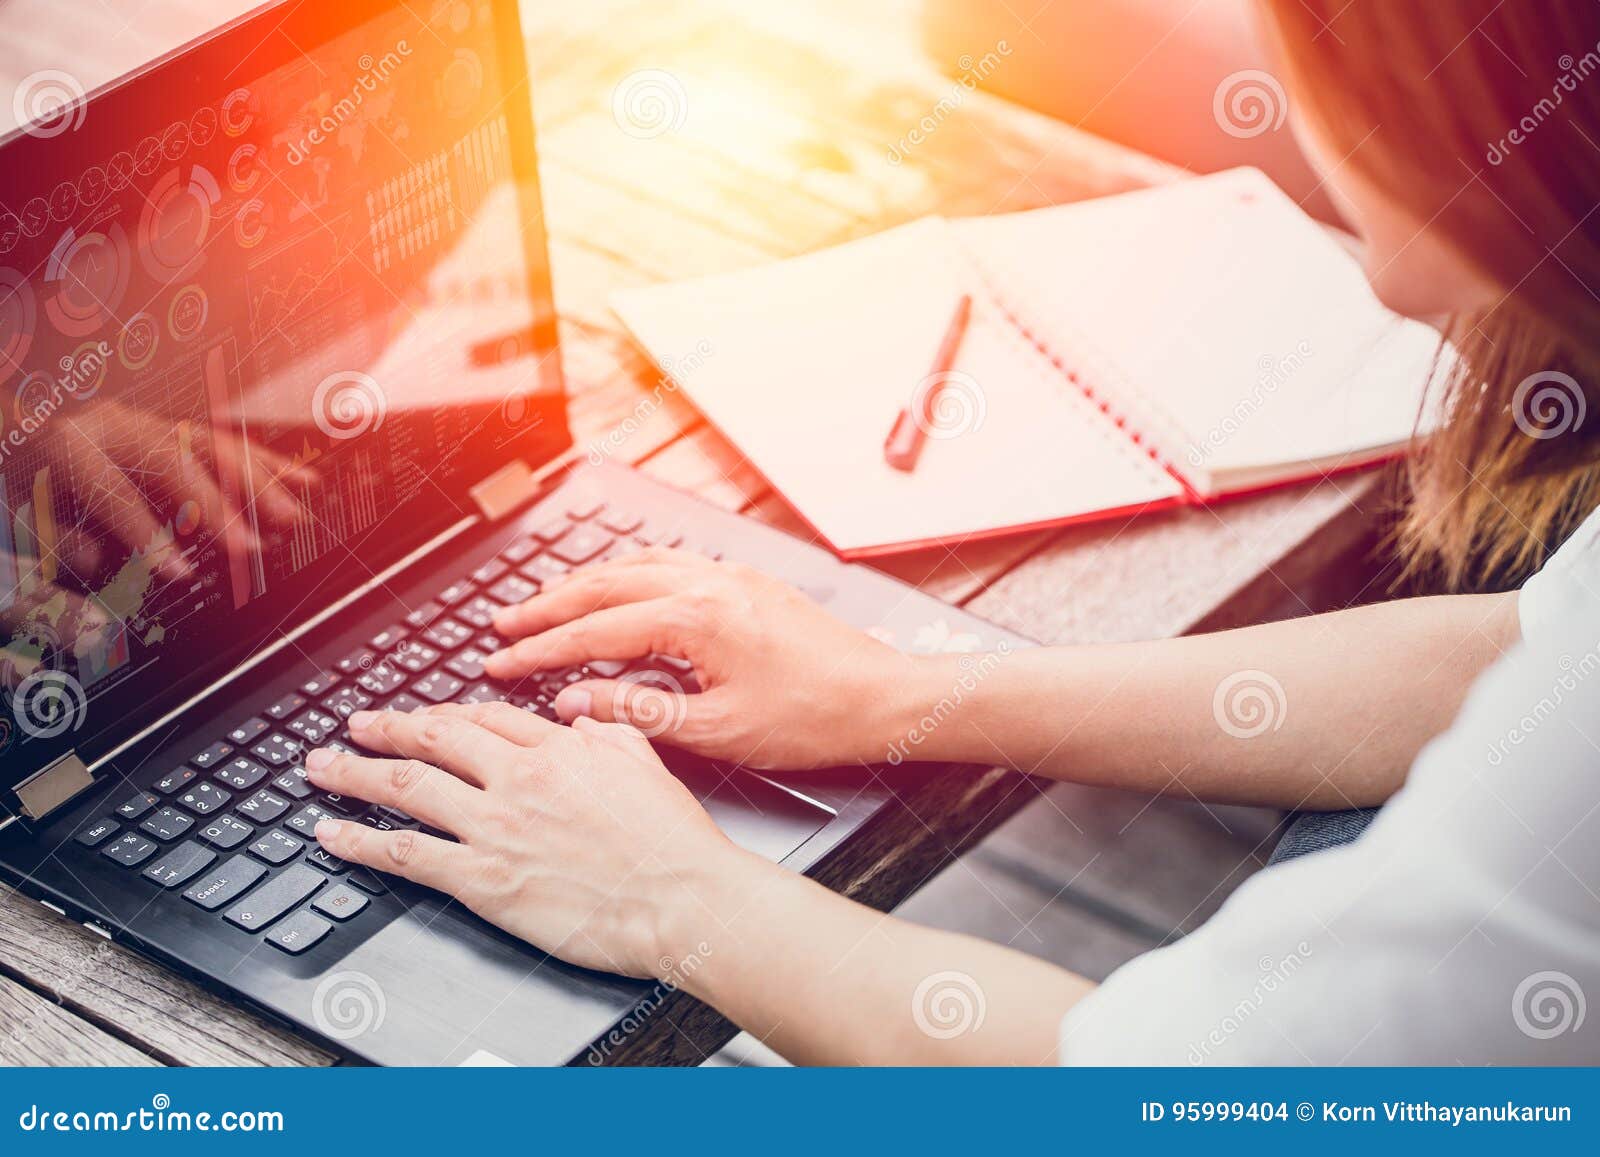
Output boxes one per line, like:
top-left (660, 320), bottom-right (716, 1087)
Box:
top-left (342, 709), bottom-right (528, 787)
top-left (571, 715), bottom-right (658, 761)
top-left (303, 746), bottom-right (485, 835)
top-left (553, 677), bottom-right (695, 741)
top-left (491, 564), bottom-right (684, 638)
top-left (484, 598), bottom-right (680, 678)
top-left (313, 819), bottom-right (476, 893)
top-left (422, 700), bottom-right (563, 747)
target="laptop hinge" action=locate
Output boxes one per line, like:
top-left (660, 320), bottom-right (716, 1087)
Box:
top-left (13, 752), bottom-right (95, 823)
top-left (470, 460), bottom-right (540, 521)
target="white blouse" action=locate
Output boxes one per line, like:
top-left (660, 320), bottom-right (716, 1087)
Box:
top-left (1058, 507), bottom-right (1600, 1063)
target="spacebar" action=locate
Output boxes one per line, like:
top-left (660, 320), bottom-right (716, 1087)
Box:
top-left (224, 864), bottom-right (327, 932)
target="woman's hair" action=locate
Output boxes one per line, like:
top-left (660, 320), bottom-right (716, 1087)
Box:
top-left (1260, 0), bottom-right (1600, 591)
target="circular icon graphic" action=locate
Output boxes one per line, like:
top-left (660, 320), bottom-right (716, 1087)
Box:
top-left (13, 371), bottom-right (55, 426)
top-left (233, 198), bottom-right (268, 248)
top-left (44, 224), bottom-right (131, 337)
top-left (20, 197), bottom-right (51, 238)
top-left (167, 284), bottom-right (208, 341)
top-left (161, 119), bottom-right (191, 161)
top-left (139, 166), bottom-right (220, 281)
top-left (117, 311), bottom-right (159, 371)
top-left (78, 164), bottom-right (108, 208)
top-left (107, 150), bottom-right (137, 192)
top-left (221, 88), bottom-right (254, 137)
top-left (438, 49), bottom-right (484, 117)
top-left (226, 142), bottom-right (261, 193)
top-left (48, 179), bottom-right (79, 222)
top-left (0, 268), bottom-right (38, 388)
top-left (134, 134), bottom-right (162, 176)
top-left (175, 499), bottom-right (203, 536)
top-left (189, 106), bottom-right (219, 148)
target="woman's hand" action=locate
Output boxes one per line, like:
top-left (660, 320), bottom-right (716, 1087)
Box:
top-left (305, 702), bottom-right (757, 978)
top-left (482, 548), bottom-right (921, 770)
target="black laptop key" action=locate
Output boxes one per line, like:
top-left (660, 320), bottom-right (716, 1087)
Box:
top-left (76, 817), bottom-right (120, 848)
top-left (346, 867), bottom-right (390, 895)
top-left (226, 717), bottom-right (270, 745)
top-left (224, 863), bottom-right (325, 931)
top-left (435, 578), bottom-right (476, 606)
top-left (357, 664), bottom-right (406, 696)
top-left (411, 670), bottom-right (466, 704)
top-left (323, 685), bottom-right (374, 718)
top-left (455, 596), bottom-right (500, 631)
top-left (250, 733), bottom-right (303, 767)
top-left (189, 741), bottom-right (234, 769)
top-left (470, 557), bottom-right (509, 586)
top-left (335, 647), bottom-right (378, 677)
top-left (153, 766), bottom-right (198, 795)
top-left (548, 525), bottom-right (613, 566)
top-left (369, 624), bottom-right (410, 651)
top-left (177, 780), bottom-right (232, 816)
top-left (114, 792), bottom-right (159, 821)
top-left (284, 804), bottom-right (331, 837)
top-left (266, 910), bottom-right (332, 954)
top-left (392, 641), bottom-right (440, 674)
top-left (530, 515), bottom-right (572, 543)
top-left (199, 814), bottom-right (254, 850)
top-left (306, 846), bottom-right (348, 874)
top-left (250, 829), bottom-right (304, 866)
top-left (214, 757), bottom-right (268, 791)
top-left (404, 600), bottom-right (445, 629)
top-left (183, 854), bottom-right (267, 910)
top-left (487, 574), bottom-right (538, 606)
top-left (500, 534), bottom-right (539, 564)
top-left (264, 690), bottom-right (307, 720)
top-left (286, 708), bottom-right (339, 745)
top-left (458, 681), bottom-right (504, 705)
top-left (143, 841), bottom-right (217, 889)
top-left (300, 669), bottom-right (340, 697)
top-left (373, 804), bottom-right (416, 825)
top-left (271, 765), bottom-right (314, 800)
top-left (311, 883), bottom-right (369, 921)
top-left (445, 647), bottom-right (489, 681)
top-left (102, 832), bottom-right (158, 867)
top-left (140, 806), bottom-right (195, 841)
top-left (238, 789), bottom-right (291, 823)
top-left (422, 618), bottom-right (474, 652)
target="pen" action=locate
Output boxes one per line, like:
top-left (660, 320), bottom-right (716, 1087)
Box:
top-left (883, 293), bottom-right (973, 473)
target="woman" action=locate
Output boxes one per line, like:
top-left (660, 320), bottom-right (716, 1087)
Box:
top-left (304, 0), bottom-right (1600, 1063)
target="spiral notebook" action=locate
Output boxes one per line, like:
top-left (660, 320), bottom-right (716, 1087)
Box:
top-left (611, 169), bottom-right (1448, 558)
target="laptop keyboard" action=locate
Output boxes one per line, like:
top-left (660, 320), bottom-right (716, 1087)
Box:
top-left (69, 500), bottom-right (707, 957)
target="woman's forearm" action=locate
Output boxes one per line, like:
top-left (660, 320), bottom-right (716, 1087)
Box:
top-left (664, 847), bottom-right (1095, 1065)
top-left (884, 592), bottom-right (1518, 809)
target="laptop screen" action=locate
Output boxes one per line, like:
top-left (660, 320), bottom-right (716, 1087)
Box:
top-left (0, 0), bottom-right (570, 783)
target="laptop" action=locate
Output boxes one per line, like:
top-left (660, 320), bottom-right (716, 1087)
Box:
top-left (0, 0), bottom-right (1023, 1065)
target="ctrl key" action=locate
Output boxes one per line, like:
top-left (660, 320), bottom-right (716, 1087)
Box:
top-left (266, 910), bottom-right (332, 955)
top-left (182, 854), bottom-right (267, 911)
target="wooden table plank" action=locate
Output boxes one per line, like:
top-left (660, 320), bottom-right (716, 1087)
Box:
top-left (0, 889), bottom-right (334, 1067)
top-left (0, 972), bottom-right (157, 1067)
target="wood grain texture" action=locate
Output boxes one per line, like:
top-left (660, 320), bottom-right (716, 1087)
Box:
top-left (0, 0), bottom-right (1393, 1066)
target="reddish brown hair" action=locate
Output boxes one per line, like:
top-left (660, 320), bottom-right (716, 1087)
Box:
top-left (1262, 0), bottom-right (1600, 590)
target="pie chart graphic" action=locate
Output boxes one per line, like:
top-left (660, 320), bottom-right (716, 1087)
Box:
top-left (140, 166), bottom-right (220, 281)
top-left (44, 224), bottom-right (132, 337)
top-left (175, 498), bottom-right (203, 536)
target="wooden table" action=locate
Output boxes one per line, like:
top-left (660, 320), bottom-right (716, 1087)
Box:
top-left (0, 0), bottom-right (1392, 1066)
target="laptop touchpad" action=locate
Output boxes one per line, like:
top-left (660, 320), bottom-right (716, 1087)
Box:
top-left (669, 757), bottom-right (834, 865)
